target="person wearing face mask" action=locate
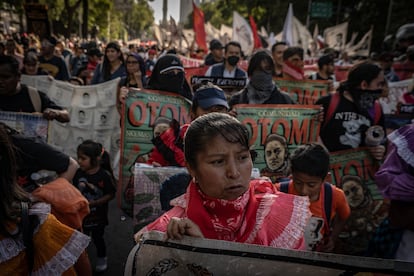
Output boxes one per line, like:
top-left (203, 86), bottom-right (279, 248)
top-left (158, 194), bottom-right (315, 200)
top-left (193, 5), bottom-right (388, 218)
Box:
top-left (204, 41), bottom-right (247, 79)
top-left (228, 50), bottom-right (294, 108)
top-left (147, 54), bottom-right (193, 100)
top-left (315, 61), bottom-right (387, 161)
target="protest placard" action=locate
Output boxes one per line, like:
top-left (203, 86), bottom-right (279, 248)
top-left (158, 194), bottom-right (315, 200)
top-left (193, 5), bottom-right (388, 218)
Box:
top-left (120, 88), bottom-right (191, 214)
top-left (0, 111), bottom-right (49, 142)
top-left (235, 104), bottom-right (321, 180)
top-left (274, 78), bottom-right (330, 105)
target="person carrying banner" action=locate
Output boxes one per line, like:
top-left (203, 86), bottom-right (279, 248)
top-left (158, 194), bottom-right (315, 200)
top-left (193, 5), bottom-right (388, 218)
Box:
top-left (134, 112), bottom-right (311, 250)
top-left (228, 50), bottom-right (294, 108)
top-left (204, 41), bottom-right (247, 79)
top-left (277, 143), bottom-right (351, 252)
top-left (315, 61), bottom-right (387, 161)
top-left (204, 39), bottom-right (224, 66)
top-left (0, 55), bottom-right (70, 123)
top-left (146, 54), bottom-right (193, 100)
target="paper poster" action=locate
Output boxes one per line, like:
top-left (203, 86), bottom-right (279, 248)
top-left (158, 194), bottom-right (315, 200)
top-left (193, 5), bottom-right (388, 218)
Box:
top-left (235, 104), bottom-right (321, 179)
top-left (274, 78), bottom-right (330, 105)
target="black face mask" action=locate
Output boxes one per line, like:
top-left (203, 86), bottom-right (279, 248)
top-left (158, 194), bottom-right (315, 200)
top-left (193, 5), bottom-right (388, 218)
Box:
top-left (227, 56), bottom-right (240, 66)
top-left (352, 88), bottom-right (383, 109)
top-left (158, 71), bottom-right (184, 93)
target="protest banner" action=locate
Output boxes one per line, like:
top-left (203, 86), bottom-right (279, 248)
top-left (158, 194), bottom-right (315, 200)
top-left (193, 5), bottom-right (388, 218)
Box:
top-left (379, 78), bottom-right (413, 114)
top-left (19, 75), bottom-right (121, 159)
top-left (274, 78), bottom-right (330, 105)
top-left (125, 231), bottom-right (413, 276)
top-left (120, 88), bottom-right (191, 214)
top-left (0, 111), bottom-right (49, 142)
top-left (329, 148), bottom-right (389, 256)
top-left (190, 75), bottom-right (247, 90)
top-left (235, 104), bottom-right (321, 180)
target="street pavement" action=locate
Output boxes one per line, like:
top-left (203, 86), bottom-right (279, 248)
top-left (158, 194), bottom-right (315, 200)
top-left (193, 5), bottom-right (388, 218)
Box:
top-left (86, 198), bottom-right (135, 275)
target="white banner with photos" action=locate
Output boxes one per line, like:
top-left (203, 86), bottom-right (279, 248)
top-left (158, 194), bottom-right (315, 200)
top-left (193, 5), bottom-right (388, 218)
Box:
top-left (20, 75), bottom-right (121, 159)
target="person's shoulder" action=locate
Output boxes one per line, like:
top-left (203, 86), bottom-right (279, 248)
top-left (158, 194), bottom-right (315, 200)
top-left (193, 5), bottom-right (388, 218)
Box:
top-left (315, 93), bottom-right (333, 105)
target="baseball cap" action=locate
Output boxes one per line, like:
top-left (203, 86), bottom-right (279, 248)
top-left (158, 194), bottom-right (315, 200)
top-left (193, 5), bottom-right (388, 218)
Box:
top-left (157, 54), bottom-right (184, 74)
top-left (209, 39), bottom-right (223, 50)
top-left (193, 86), bottom-right (229, 109)
top-left (87, 48), bottom-right (103, 57)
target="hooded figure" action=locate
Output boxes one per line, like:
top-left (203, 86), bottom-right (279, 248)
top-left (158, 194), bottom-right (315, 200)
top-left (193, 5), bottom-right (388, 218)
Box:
top-left (147, 54), bottom-right (192, 100)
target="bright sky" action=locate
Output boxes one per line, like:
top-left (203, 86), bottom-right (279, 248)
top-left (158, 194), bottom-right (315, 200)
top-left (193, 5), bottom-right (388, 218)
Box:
top-left (149, 0), bottom-right (180, 24)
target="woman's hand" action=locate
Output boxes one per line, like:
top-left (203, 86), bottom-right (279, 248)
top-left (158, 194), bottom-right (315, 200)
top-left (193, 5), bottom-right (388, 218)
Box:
top-left (119, 86), bottom-right (129, 103)
top-left (166, 217), bottom-right (204, 240)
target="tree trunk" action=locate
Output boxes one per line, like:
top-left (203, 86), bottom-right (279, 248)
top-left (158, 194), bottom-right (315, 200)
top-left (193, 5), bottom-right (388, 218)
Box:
top-left (82, 0), bottom-right (88, 39)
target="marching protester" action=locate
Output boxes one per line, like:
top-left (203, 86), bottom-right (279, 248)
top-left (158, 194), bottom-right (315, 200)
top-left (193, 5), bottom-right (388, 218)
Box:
top-left (308, 54), bottom-right (336, 82)
top-left (0, 123), bottom-right (92, 275)
top-left (73, 140), bottom-right (116, 272)
top-left (276, 143), bottom-right (350, 252)
top-left (204, 41), bottom-right (247, 79)
top-left (282, 46), bottom-right (305, 80)
top-left (228, 50), bottom-right (294, 108)
top-left (38, 36), bottom-right (70, 81)
top-left (21, 51), bottom-right (49, 76)
top-left (315, 61), bottom-right (387, 161)
top-left (204, 39), bottom-right (224, 66)
top-left (271, 41), bottom-right (288, 77)
top-left (91, 41), bottom-right (126, 84)
top-left (0, 55), bottom-right (70, 123)
top-left (134, 112), bottom-right (311, 250)
top-left (146, 54), bottom-right (193, 100)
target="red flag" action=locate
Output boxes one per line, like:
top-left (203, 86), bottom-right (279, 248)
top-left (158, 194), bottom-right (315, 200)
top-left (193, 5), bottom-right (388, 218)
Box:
top-left (193, 2), bottom-right (207, 52)
top-left (249, 15), bottom-right (262, 49)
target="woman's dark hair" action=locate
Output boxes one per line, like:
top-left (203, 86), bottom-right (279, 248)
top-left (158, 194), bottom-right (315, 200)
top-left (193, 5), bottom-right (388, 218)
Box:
top-left (247, 50), bottom-right (274, 76)
top-left (290, 143), bottom-right (330, 179)
top-left (0, 123), bottom-right (32, 236)
top-left (102, 41), bottom-right (124, 81)
top-left (125, 53), bottom-right (146, 85)
top-left (77, 140), bottom-right (115, 182)
top-left (338, 61), bottom-right (382, 93)
top-left (184, 113), bottom-right (250, 168)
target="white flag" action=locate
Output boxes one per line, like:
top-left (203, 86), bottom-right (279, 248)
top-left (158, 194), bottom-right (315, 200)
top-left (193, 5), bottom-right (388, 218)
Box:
top-left (347, 27), bottom-right (373, 57)
top-left (293, 16), bottom-right (312, 52)
top-left (323, 22), bottom-right (348, 51)
top-left (345, 32), bottom-right (359, 49)
top-left (220, 24), bottom-right (233, 44)
top-left (282, 3), bottom-right (294, 46)
top-left (232, 11), bottom-right (254, 56)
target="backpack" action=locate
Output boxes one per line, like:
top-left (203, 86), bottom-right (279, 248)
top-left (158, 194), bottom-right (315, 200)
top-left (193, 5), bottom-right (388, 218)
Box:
top-left (323, 92), bottom-right (381, 128)
top-left (279, 181), bottom-right (333, 229)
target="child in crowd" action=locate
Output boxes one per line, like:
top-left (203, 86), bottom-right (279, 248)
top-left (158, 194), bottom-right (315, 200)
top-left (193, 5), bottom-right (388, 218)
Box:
top-left (277, 143), bottom-right (351, 252)
top-left (73, 140), bottom-right (116, 272)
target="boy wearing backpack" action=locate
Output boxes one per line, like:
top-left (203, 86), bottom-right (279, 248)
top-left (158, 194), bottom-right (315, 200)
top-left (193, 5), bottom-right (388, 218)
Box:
top-left (277, 143), bottom-right (350, 252)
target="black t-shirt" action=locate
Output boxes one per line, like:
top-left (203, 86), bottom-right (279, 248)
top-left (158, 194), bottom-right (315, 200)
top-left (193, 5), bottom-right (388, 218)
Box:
top-left (0, 84), bottom-right (63, 113)
top-left (73, 168), bottom-right (116, 228)
top-left (38, 55), bottom-right (70, 81)
top-left (316, 93), bottom-right (385, 152)
top-left (11, 133), bottom-right (70, 192)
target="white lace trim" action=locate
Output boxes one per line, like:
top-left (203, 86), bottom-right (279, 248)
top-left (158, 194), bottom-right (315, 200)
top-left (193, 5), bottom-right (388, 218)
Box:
top-left (32, 230), bottom-right (90, 276)
top-left (0, 202), bottom-right (50, 263)
top-left (389, 129), bottom-right (414, 167)
top-left (244, 193), bottom-right (275, 244)
top-left (270, 195), bottom-right (311, 248)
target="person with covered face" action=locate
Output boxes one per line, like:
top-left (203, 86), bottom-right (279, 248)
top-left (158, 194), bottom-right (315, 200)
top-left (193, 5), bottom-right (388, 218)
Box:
top-left (135, 112), bottom-right (311, 249)
top-left (146, 54), bottom-right (192, 100)
top-left (204, 41), bottom-right (247, 79)
top-left (315, 61), bottom-right (387, 161)
top-left (228, 50), bottom-right (294, 108)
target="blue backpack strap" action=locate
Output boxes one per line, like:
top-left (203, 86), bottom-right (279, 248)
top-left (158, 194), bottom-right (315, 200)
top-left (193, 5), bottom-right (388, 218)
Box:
top-left (279, 181), bottom-right (290, 193)
top-left (323, 182), bottom-right (333, 227)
